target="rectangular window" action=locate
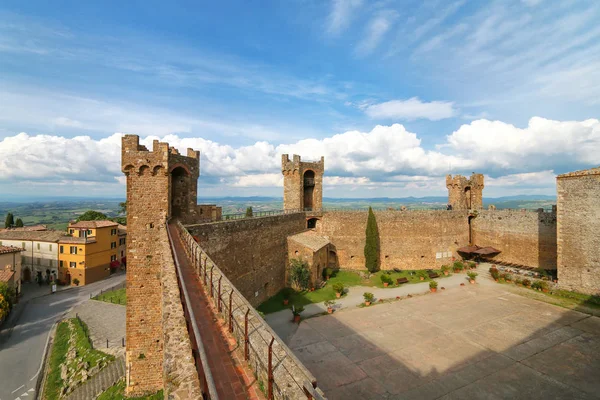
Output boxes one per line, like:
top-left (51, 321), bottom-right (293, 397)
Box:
top-left (119, 238), bottom-right (126, 245)
top-left (22, 242), bottom-right (26, 249)
top-left (60, 260), bottom-right (64, 268)
top-left (70, 246), bottom-right (77, 255)
top-left (37, 243), bottom-right (40, 250)
top-left (60, 245), bottom-right (64, 254)
top-left (70, 261), bottom-right (76, 268)
top-left (111, 228), bottom-right (117, 235)
top-left (121, 251), bottom-right (124, 257)
top-left (69, 229), bottom-right (74, 234)
top-left (49, 244), bottom-right (53, 251)
top-left (87, 229), bottom-right (92, 235)
top-left (0, 241), bottom-right (2, 246)
top-left (49, 259), bottom-right (53, 267)
top-left (111, 242), bottom-right (117, 249)
top-left (111, 255), bottom-right (117, 262)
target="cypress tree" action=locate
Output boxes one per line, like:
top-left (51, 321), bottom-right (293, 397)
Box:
top-left (245, 207), bottom-right (253, 217)
top-left (364, 207), bottom-right (380, 273)
top-left (15, 218), bottom-right (24, 227)
top-left (4, 213), bottom-right (14, 228)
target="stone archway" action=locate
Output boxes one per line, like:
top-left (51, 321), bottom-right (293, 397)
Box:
top-left (303, 170), bottom-right (315, 211)
top-left (170, 166), bottom-right (191, 218)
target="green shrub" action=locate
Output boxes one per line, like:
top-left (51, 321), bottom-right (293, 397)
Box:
top-left (73, 278), bottom-right (80, 286)
top-left (288, 259), bottom-right (310, 290)
top-left (502, 273), bottom-right (512, 281)
top-left (429, 280), bottom-right (438, 289)
top-left (452, 261), bottom-right (464, 272)
top-left (322, 267), bottom-right (333, 279)
top-left (291, 305), bottom-right (304, 316)
top-left (514, 277), bottom-right (522, 285)
top-left (245, 207), bottom-right (253, 217)
top-left (363, 292), bottom-right (374, 303)
top-left (332, 282), bottom-right (345, 294)
top-left (531, 281), bottom-right (542, 290)
top-left (467, 271), bottom-right (478, 280)
top-left (489, 268), bottom-right (500, 280)
top-left (441, 265), bottom-right (450, 272)
top-left (522, 278), bottom-right (531, 287)
top-left (281, 287), bottom-right (293, 300)
top-left (0, 282), bottom-right (16, 308)
top-left (380, 274), bottom-right (393, 285)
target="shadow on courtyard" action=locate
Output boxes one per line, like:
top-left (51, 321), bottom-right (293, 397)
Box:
top-left (285, 284), bottom-right (600, 400)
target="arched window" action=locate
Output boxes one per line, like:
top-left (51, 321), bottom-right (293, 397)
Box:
top-left (303, 170), bottom-right (315, 211)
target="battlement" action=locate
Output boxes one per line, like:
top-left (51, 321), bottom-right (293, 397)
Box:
top-left (282, 153), bottom-right (325, 174)
top-left (446, 173), bottom-right (485, 210)
top-left (446, 173), bottom-right (485, 189)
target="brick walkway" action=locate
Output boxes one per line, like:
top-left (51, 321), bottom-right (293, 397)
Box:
top-left (169, 224), bottom-right (264, 400)
top-left (65, 357), bottom-right (125, 400)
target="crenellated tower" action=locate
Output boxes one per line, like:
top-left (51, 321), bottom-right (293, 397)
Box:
top-left (281, 154), bottom-right (324, 212)
top-left (446, 173), bottom-right (485, 210)
top-left (121, 135), bottom-right (200, 395)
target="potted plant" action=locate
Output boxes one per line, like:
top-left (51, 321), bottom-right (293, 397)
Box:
top-left (291, 305), bottom-right (304, 323)
top-left (522, 278), bottom-right (531, 288)
top-left (540, 280), bottom-right (549, 293)
top-left (441, 265), bottom-right (450, 276)
top-left (73, 278), bottom-right (80, 286)
top-left (332, 282), bottom-right (344, 298)
top-left (514, 277), bottom-right (522, 286)
top-left (363, 292), bottom-right (374, 306)
top-left (322, 267), bottom-right (333, 281)
top-left (429, 280), bottom-right (438, 293)
top-left (325, 300), bottom-right (336, 314)
top-left (452, 261), bottom-right (464, 273)
top-left (467, 271), bottom-right (477, 284)
top-left (468, 262), bottom-right (477, 270)
top-left (531, 281), bottom-right (541, 291)
top-left (417, 271), bottom-right (427, 281)
top-left (282, 288), bottom-right (293, 305)
top-left (380, 274), bottom-right (393, 287)
top-left (503, 273), bottom-right (512, 283)
top-left (489, 267), bottom-right (500, 281)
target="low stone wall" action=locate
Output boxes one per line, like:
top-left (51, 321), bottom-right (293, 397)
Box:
top-left (178, 222), bottom-right (326, 400)
top-left (159, 226), bottom-right (202, 399)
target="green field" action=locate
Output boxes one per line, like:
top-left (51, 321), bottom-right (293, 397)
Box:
top-left (94, 288), bottom-right (126, 305)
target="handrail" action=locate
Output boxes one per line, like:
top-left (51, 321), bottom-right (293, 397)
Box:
top-left (176, 221), bottom-right (324, 399)
top-left (165, 221), bottom-right (219, 400)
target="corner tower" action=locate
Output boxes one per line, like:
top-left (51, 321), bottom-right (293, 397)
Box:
top-left (282, 154), bottom-right (324, 211)
top-left (446, 173), bottom-right (484, 210)
top-left (121, 135), bottom-right (200, 395)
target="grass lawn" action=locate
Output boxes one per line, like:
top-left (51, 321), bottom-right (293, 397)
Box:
top-left (257, 268), bottom-right (450, 314)
top-left (94, 288), bottom-right (126, 305)
top-left (44, 318), bottom-right (114, 400)
top-left (369, 269), bottom-right (449, 288)
top-left (97, 379), bottom-right (164, 400)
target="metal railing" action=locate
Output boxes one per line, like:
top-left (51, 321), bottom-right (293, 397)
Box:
top-left (186, 208), bottom-right (308, 226)
top-left (166, 221), bottom-right (219, 400)
top-left (176, 221), bottom-right (326, 400)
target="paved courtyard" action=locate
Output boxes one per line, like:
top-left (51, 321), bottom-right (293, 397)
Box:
top-left (286, 284), bottom-right (600, 399)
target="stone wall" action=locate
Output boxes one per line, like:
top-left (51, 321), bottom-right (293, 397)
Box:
top-left (281, 154), bottom-right (324, 211)
top-left (316, 210), bottom-right (469, 270)
top-left (186, 213), bottom-right (306, 306)
top-left (471, 209), bottom-right (557, 270)
top-left (557, 168), bottom-right (600, 295)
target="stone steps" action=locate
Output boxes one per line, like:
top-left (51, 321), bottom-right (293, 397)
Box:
top-left (65, 357), bottom-right (125, 400)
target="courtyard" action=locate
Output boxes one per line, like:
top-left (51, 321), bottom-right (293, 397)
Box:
top-left (285, 282), bottom-right (600, 399)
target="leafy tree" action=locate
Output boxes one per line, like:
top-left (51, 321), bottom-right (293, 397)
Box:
top-left (0, 282), bottom-right (16, 308)
top-left (364, 207), bottom-right (380, 273)
top-left (0, 294), bottom-right (9, 320)
top-left (288, 258), bottom-right (310, 290)
top-left (118, 202), bottom-right (127, 214)
top-left (15, 218), bottom-right (24, 227)
top-left (4, 212), bottom-right (14, 228)
top-left (76, 210), bottom-right (108, 222)
top-left (245, 207), bottom-right (253, 217)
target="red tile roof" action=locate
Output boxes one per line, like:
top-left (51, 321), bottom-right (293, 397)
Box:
top-left (0, 245), bottom-right (24, 255)
top-left (0, 269), bottom-right (15, 283)
top-left (69, 220), bottom-right (118, 229)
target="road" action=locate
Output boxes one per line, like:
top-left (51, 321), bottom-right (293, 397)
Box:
top-left (0, 274), bottom-right (126, 400)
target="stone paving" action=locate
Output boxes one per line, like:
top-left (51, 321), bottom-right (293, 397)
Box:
top-left (66, 299), bottom-right (126, 357)
top-left (65, 357), bottom-right (125, 400)
top-left (286, 282), bottom-right (600, 400)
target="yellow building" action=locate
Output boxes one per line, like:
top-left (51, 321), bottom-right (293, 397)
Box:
top-left (59, 220), bottom-right (123, 286)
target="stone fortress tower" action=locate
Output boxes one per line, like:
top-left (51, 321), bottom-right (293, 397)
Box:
top-left (446, 173), bottom-right (485, 210)
top-left (281, 154), bottom-right (324, 212)
top-left (121, 135), bottom-right (200, 395)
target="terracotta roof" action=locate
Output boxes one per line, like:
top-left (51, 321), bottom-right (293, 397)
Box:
top-left (59, 237), bottom-right (96, 244)
top-left (0, 230), bottom-right (71, 242)
top-left (69, 220), bottom-right (118, 229)
top-left (0, 245), bottom-right (24, 254)
top-left (118, 224), bottom-right (127, 235)
top-left (557, 166), bottom-right (600, 178)
top-left (288, 231), bottom-right (330, 251)
top-left (0, 269), bottom-right (14, 283)
top-left (0, 224), bottom-right (47, 233)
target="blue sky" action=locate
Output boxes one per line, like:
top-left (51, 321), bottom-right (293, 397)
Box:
top-left (1, 0), bottom-right (599, 199)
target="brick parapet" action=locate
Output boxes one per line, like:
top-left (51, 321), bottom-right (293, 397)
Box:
top-left (177, 221), bottom-right (326, 400)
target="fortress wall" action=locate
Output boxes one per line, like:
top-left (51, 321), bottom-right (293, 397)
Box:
top-left (471, 210), bottom-right (557, 270)
top-left (316, 210), bottom-right (470, 270)
top-left (557, 170), bottom-right (600, 295)
top-left (186, 213), bottom-right (306, 306)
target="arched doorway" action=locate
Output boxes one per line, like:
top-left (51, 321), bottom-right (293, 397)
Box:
top-left (171, 166), bottom-right (191, 218)
top-left (303, 170), bottom-right (315, 211)
top-left (464, 186), bottom-right (472, 209)
top-left (328, 250), bottom-right (337, 268)
top-left (307, 218), bottom-right (319, 229)
top-left (23, 267), bottom-right (31, 282)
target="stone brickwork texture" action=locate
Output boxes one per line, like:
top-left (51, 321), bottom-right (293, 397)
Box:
top-left (446, 173), bottom-right (484, 210)
top-left (282, 154), bottom-right (324, 211)
top-left (187, 213), bottom-right (306, 306)
top-left (121, 135), bottom-right (201, 396)
top-left (316, 210), bottom-right (469, 270)
top-left (557, 168), bottom-right (600, 295)
top-left (471, 209), bottom-right (557, 270)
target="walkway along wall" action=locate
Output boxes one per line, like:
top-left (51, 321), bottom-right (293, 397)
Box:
top-left (186, 213), bottom-right (306, 306)
top-left (177, 221), bottom-right (326, 400)
top-left (471, 209), bottom-right (557, 270)
top-left (315, 210), bottom-right (470, 270)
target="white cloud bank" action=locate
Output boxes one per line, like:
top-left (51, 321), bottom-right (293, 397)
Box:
top-left (1, 117), bottom-right (598, 196)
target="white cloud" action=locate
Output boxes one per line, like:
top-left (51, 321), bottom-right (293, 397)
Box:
top-left (364, 97), bottom-right (457, 120)
top-left (356, 11), bottom-right (397, 56)
top-left (232, 174), bottom-right (283, 187)
top-left (326, 0), bottom-right (363, 36)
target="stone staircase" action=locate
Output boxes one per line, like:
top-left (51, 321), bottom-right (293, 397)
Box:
top-left (65, 357), bottom-right (125, 400)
